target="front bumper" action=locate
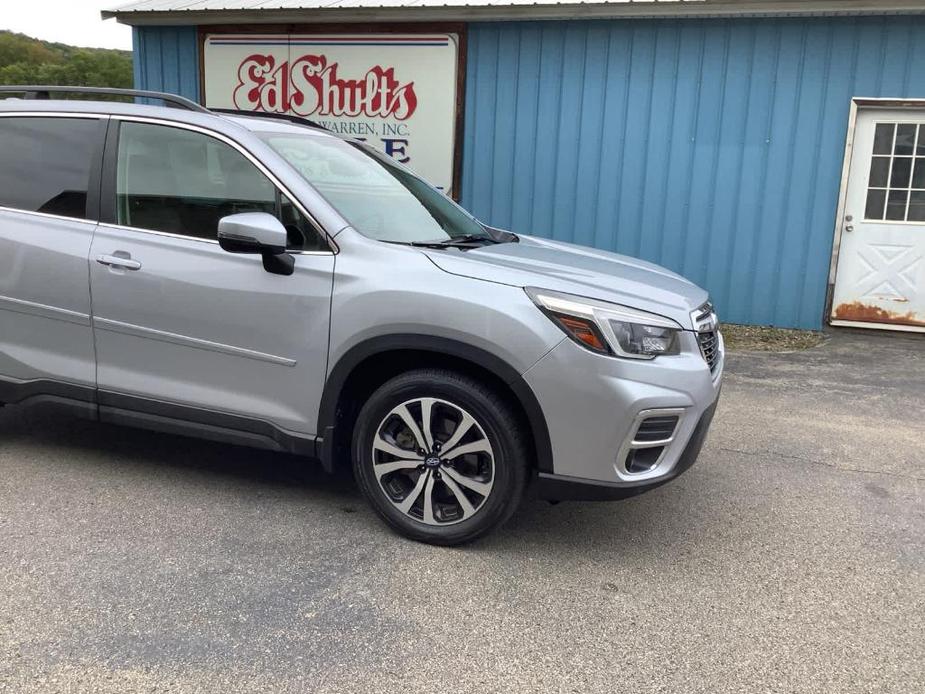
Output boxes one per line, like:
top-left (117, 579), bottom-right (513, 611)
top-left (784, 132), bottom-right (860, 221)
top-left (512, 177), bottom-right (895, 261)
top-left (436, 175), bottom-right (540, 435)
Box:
top-left (534, 400), bottom-right (717, 501)
top-left (522, 330), bottom-right (723, 496)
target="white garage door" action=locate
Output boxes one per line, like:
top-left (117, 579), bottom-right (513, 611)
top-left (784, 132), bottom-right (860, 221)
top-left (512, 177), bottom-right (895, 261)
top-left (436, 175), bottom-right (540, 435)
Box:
top-left (832, 108), bottom-right (925, 332)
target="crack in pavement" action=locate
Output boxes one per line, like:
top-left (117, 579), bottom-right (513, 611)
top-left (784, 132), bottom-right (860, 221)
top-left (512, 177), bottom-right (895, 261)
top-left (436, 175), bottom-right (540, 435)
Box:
top-left (713, 445), bottom-right (925, 483)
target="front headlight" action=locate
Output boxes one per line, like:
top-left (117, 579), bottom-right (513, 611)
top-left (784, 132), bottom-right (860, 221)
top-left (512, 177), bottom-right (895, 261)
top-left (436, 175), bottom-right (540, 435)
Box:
top-left (526, 287), bottom-right (682, 360)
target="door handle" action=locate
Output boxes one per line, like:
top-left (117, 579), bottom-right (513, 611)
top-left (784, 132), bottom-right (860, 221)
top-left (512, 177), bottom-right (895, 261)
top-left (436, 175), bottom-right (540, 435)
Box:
top-left (96, 253), bottom-right (142, 271)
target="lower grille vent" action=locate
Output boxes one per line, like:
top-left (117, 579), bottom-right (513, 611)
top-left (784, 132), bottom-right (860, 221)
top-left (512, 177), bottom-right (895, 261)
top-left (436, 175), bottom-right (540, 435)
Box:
top-left (624, 447), bottom-right (665, 473)
top-left (619, 409), bottom-right (685, 477)
top-left (634, 415), bottom-right (679, 443)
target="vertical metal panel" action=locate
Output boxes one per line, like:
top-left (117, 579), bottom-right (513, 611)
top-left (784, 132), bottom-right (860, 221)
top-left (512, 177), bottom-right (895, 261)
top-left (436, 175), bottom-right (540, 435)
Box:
top-left (133, 26), bottom-right (200, 102)
top-left (462, 17), bottom-right (925, 329)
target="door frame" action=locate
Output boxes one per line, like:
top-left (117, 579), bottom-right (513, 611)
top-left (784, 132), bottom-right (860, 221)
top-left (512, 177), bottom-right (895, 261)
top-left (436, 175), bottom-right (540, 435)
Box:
top-left (827, 97), bottom-right (925, 333)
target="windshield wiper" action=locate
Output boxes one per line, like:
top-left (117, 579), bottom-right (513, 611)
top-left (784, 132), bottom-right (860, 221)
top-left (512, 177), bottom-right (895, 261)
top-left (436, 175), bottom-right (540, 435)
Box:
top-left (409, 234), bottom-right (502, 249)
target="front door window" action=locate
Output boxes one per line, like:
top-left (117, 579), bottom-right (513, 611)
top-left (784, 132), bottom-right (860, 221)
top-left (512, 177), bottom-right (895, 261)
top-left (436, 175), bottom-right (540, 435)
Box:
top-left (116, 121), bottom-right (324, 250)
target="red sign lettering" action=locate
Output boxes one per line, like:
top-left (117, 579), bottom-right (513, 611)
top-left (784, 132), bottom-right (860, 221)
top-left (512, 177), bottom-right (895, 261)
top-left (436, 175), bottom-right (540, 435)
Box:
top-left (233, 54), bottom-right (418, 120)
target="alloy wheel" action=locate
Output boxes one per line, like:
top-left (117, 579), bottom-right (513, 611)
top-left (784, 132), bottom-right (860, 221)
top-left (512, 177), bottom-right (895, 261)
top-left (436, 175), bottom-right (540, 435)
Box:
top-left (371, 397), bottom-right (495, 526)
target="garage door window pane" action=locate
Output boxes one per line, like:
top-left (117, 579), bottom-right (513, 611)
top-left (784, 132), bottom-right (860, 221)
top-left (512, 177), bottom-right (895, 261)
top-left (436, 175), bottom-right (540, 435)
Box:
top-left (913, 159), bottom-right (925, 189)
top-left (894, 124), bottom-right (917, 156)
top-left (873, 123), bottom-right (895, 155)
top-left (886, 190), bottom-right (908, 221)
top-left (866, 122), bottom-right (925, 222)
top-left (868, 157), bottom-right (890, 188)
top-left (117, 122), bottom-right (277, 240)
top-left (0, 117), bottom-right (99, 219)
top-left (890, 157), bottom-right (912, 188)
top-left (865, 189), bottom-right (886, 220)
top-left (909, 191), bottom-right (925, 222)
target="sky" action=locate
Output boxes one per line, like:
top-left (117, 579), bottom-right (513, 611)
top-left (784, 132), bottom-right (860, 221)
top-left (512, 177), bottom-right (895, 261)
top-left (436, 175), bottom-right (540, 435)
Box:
top-left (2, 0), bottom-right (132, 50)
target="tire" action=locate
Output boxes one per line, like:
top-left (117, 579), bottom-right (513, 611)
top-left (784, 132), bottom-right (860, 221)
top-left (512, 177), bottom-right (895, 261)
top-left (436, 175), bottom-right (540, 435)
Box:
top-left (352, 368), bottom-right (529, 546)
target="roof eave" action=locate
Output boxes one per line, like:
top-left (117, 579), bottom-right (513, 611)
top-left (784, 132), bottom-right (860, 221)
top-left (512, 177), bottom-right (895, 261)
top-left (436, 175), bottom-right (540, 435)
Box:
top-left (101, 2), bottom-right (925, 27)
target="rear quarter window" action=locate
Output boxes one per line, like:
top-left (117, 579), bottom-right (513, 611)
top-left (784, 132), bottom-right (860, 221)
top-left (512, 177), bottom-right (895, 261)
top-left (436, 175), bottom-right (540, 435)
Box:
top-left (0, 116), bottom-right (101, 220)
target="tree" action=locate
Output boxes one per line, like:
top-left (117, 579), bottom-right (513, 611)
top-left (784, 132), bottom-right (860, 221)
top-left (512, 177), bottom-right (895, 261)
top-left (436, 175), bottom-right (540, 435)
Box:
top-left (0, 31), bottom-right (132, 90)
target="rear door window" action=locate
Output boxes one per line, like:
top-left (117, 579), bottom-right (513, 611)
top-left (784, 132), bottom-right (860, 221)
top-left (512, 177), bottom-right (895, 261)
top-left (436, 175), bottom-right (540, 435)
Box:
top-left (0, 116), bottom-right (100, 220)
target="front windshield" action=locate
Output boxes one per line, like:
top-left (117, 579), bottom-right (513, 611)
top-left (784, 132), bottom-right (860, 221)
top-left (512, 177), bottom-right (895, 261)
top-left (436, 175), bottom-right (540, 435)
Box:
top-left (258, 131), bottom-right (489, 243)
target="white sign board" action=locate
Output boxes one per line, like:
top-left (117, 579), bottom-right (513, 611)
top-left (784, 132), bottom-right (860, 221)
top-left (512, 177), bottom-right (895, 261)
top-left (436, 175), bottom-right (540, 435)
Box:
top-left (203, 34), bottom-right (460, 194)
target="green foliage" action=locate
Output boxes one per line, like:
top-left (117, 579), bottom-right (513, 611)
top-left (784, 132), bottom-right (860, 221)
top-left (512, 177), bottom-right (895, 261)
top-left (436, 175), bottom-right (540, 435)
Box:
top-left (0, 30), bottom-right (132, 89)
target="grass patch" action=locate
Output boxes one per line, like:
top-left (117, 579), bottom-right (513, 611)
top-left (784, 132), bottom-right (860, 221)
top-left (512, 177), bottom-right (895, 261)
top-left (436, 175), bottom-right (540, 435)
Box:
top-left (721, 324), bottom-right (827, 352)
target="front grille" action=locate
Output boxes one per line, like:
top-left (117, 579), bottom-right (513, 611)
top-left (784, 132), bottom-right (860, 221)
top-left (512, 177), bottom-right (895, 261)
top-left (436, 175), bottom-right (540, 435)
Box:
top-left (698, 330), bottom-right (720, 372)
top-left (692, 302), bottom-right (715, 325)
top-left (691, 301), bottom-right (720, 373)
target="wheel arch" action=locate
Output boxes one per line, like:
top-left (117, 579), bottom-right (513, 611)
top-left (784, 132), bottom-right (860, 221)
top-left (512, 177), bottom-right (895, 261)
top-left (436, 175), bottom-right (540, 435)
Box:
top-left (317, 334), bottom-right (553, 475)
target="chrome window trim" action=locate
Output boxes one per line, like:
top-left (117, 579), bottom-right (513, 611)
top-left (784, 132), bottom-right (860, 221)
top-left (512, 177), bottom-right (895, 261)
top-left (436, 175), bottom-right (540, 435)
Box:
top-left (109, 114), bottom-right (338, 255)
top-left (0, 205), bottom-right (98, 227)
top-left (96, 221), bottom-right (332, 256)
top-left (97, 221), bottom-right (219, 246)
top-left (0, 111), bottom-right (108, 120)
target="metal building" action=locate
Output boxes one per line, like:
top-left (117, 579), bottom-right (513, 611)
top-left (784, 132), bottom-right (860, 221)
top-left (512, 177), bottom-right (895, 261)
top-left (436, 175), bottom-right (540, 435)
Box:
top-left (103, 0), bottom-right (925, 331)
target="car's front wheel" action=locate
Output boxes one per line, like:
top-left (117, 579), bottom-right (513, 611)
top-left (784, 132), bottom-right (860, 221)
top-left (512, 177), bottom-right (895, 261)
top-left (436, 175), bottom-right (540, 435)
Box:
top-left (352, 368), bottom-right (529, 545)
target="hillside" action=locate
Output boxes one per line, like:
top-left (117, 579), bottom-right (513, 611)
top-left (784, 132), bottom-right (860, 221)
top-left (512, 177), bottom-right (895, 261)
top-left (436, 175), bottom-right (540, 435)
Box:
top-left (0, 30), bottom-right (132, 88)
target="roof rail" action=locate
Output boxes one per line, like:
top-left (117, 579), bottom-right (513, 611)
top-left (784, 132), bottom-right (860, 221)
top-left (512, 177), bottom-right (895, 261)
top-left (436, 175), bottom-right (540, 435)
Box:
top-left (0, 86), bottom-right (209, 113)
top-left (211, 108), bottom-right (330, 132)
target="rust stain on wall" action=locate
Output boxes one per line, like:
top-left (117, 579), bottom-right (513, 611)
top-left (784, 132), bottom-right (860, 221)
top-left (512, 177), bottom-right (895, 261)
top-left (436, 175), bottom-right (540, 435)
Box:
top-left (834, 301), bottom-right (925, 327)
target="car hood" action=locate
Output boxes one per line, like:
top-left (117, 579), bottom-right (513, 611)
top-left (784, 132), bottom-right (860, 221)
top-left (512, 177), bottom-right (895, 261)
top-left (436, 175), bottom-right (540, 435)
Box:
top-left (424, 235), bottom-right (709, 329)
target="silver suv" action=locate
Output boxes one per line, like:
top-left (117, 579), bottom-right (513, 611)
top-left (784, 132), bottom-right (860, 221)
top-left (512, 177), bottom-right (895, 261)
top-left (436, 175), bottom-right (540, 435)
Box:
top-left (0, 87), bottom-right (723, 545)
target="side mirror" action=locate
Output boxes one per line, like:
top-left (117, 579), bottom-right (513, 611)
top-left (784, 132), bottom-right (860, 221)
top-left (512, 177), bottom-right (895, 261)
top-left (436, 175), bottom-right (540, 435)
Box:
top-left (217, 212), bottom-right (294, 276)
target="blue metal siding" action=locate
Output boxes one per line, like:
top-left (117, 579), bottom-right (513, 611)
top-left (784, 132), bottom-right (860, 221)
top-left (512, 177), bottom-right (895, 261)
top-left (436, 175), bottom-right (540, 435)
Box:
top-left (462, 17), bottom-right (925, 328)
top-left (130, 18), bottom-right (925, 328)
top-left (133, 26), bottom-right (200, 102)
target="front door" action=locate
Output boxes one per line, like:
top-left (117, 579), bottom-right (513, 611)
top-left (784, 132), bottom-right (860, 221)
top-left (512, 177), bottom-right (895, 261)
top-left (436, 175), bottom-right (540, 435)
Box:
top-left (89, 118), bottom-right (335, 442)
top-left (832, 108), bottom-right (925, 331)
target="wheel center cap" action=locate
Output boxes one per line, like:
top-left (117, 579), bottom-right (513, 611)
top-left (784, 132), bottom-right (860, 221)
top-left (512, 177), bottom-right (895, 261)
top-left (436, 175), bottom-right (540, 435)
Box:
top-left (424, 455), bottom-right (442, 468)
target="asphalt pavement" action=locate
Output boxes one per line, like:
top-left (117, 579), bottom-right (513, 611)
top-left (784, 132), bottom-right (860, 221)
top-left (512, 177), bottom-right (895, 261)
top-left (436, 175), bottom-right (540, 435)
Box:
top-left (1, 329), bottom-right (922, 693)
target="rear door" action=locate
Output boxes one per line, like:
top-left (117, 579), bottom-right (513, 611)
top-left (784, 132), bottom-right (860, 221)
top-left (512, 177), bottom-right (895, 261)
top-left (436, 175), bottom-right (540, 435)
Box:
top-left (89, 117), bottom-right (335, 442)
top-left (0, 113), bottom-right (107, 405)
